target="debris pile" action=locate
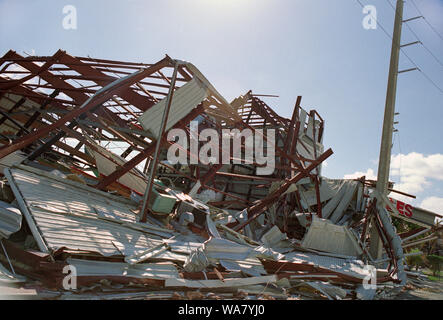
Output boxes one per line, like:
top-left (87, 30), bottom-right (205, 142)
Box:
top-left (0, 51), bottom-right (441, 300)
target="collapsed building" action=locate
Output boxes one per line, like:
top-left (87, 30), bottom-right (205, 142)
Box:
top-left (0, 50), bottom-right (441, 300)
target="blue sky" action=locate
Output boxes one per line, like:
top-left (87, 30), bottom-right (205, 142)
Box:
top-left (0, 0), bottom-right (442, 212)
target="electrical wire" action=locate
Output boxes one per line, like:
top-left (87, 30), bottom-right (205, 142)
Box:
top-left (356, 0), bottom-right (443, 94)
top-left (410, 0), bottom-right (443, 42)
top-left (386, 0), bottom-right (443, 68)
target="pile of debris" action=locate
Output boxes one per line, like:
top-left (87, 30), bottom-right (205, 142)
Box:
top-left (0, 50), bottom-right (441, 300)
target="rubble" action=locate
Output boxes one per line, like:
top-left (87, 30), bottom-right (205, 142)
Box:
top-left (0, 50), bottom-right (441, 300)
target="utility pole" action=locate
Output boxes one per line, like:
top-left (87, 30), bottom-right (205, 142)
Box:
top-left (370, 0), bottom-right (404, 260)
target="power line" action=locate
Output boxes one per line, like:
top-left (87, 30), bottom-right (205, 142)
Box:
top-left (356, 0), bottom-right (443, 94)
top-left (401, 43), bottom-right (443, 94)
top-left (420, 42), bottom-right (443, 68)
top-left (410, 0), bottom-right (443, 42)
top-left (386, 0), bottom-right (443, 68)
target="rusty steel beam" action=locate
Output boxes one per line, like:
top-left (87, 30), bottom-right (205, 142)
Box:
top-left (94, 104), bottom-right (205, 191)
top-left (56, 53), bottom-right (158, 112)
top-left (0, 57), bottom-right (171, 160)
top-left (233, 148), bottom-right (333, 232)
top-left (0, 97), bottom-right (26, 126)
top-left (140, 64), bottom-right (179, 222)
top-left (0, 50), bottom-right (65, 91)
top-left (16, 90), bottom-right (60, 136)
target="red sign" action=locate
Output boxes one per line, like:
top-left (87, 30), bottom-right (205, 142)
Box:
top-left (386, 198), bottom-right (413, 218)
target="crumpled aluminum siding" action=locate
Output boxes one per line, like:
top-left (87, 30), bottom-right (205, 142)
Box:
top-left (301, 216), bottom-right (363, 257)
top-left (283, 252), bottom-right (371, 279)
top-left (138, 77), bottom-right (209, 138)
top-left (4, 166), bottom-right (186, 261)
top-left (66, 258), bottom-right (179, 279)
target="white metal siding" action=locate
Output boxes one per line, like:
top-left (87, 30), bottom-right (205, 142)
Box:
top-left (138, 78), bottom-right (209, 138)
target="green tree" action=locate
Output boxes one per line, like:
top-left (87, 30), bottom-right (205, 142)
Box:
top-left (426, 255), bottom-right (442, 277)
top-left (406, 249), bottom-right (425, 271)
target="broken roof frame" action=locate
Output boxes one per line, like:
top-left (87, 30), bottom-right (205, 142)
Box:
top-left (0, 50), bottom-right (331, 214)
top-left (1, 50), bottom-right (441, 299)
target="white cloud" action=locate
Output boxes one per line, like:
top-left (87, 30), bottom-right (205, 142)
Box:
top-left (420, 197), bottom-right (443, 215)
top-left (343, 153), bottom-right (443, 212)
top-left (343, 168), bottom-right (377, 180)
top-left (344, 153), bottom-right (443, 195)
top-left (390, 153), bottom-right (443, 195)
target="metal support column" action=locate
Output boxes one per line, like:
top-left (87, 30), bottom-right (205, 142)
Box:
top-left (370, 0), bottom-right (404, 260)
top-left (140, 63), bottom-right (179, 222)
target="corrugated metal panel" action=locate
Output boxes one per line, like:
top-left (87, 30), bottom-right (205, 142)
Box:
top-left (66, 258), bottom-right (179, 279)
top-left (165, 275), bottom-right (278, 289)
top-left (0, 201), bottom-right (22, 239)
top-left (260, 225), bottom-right (288, 247)
top-left (4, 166), bottom-right (185, 261)
top-left (283, 252), bottom-right (370, 279)
top-left (322, 180), bottom-right (350, 220)
top-left (219, 258), bottom-right (267, 277)
top-left (298, 178), bottom-right (344, 207)
top-left (204, 238), bottom-right (253, 261)
top-left (138, 78), bottom-right (209, 138)
top-left (0, 151), bottom-right (26, 175)
top-left (301, 217), bottom-right (363, 256)
top-left (329, 181), bottom-right (358, 224)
